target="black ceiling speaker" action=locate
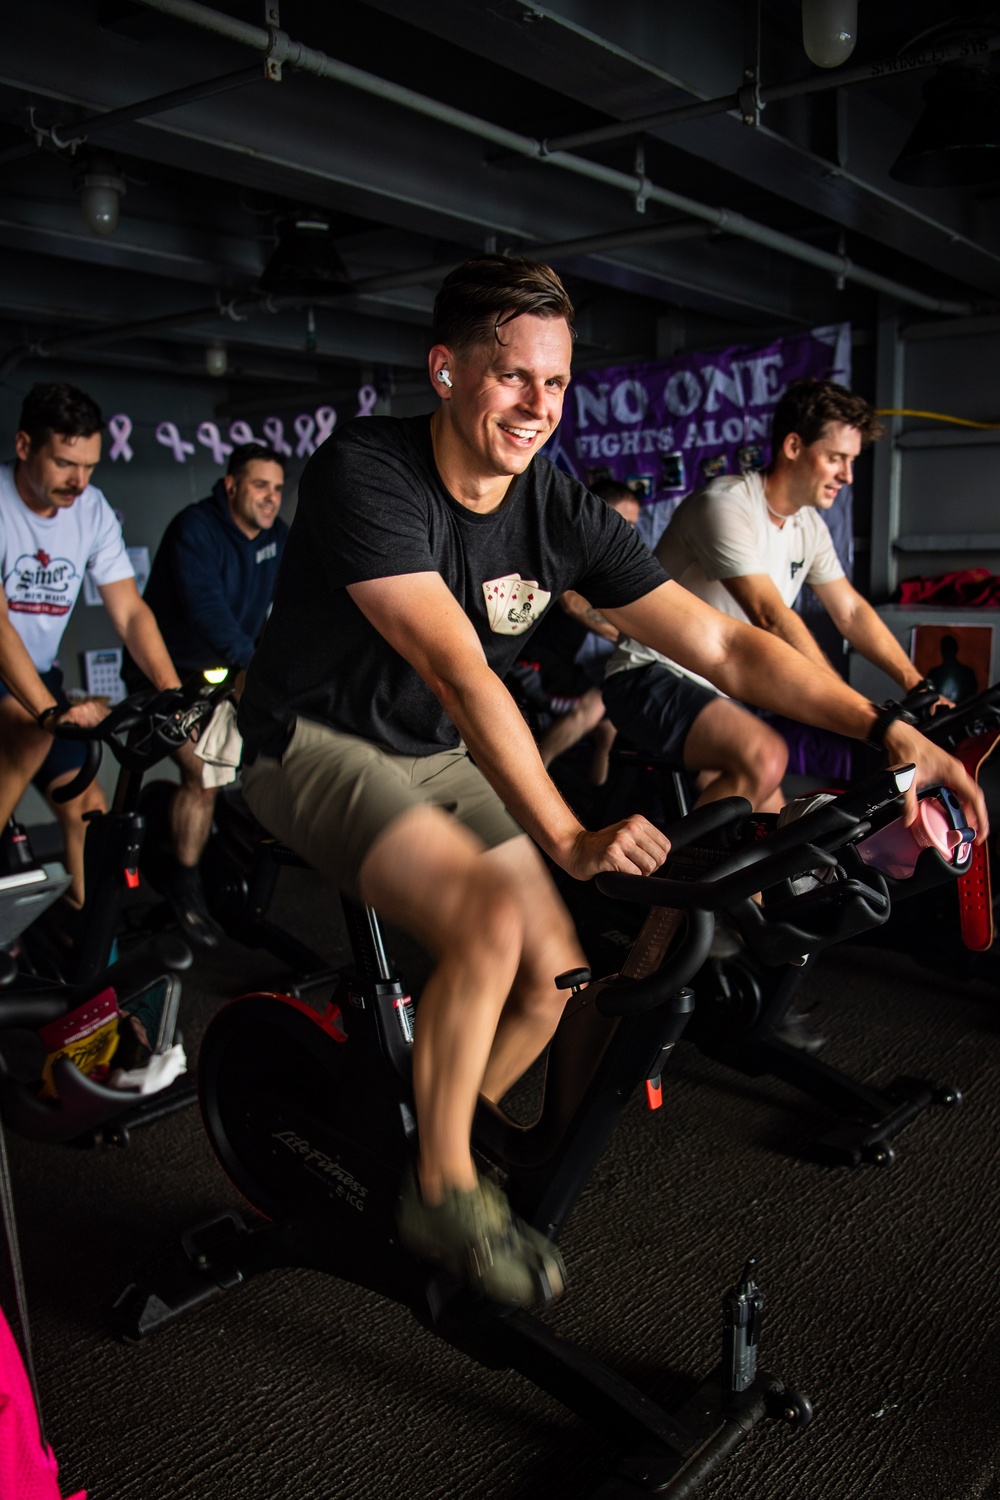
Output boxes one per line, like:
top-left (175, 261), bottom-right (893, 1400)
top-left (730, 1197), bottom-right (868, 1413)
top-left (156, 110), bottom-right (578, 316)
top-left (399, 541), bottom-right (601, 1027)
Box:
top-left (890, 60), bottom-right (1000, 187)
top-left (258, 214), bottom-right (350, 298)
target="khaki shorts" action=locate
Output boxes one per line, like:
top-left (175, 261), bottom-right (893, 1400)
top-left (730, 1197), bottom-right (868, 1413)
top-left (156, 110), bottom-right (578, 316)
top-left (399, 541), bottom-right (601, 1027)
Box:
top-left (242, 716), bottom-right (522, 898)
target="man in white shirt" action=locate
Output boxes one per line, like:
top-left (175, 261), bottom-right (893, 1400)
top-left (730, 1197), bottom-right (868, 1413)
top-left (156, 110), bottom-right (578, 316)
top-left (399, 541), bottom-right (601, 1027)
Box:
top-left (0, 383), bottom-right (180, 905)
top-left (604, 378), bottom-right (932, 812)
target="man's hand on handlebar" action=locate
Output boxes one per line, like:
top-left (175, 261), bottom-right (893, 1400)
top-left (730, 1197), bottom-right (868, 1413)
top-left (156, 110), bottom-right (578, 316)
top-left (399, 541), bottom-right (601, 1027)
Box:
top-left (883, 718), bottom-right (989, 841)
top-left (902, 682), bottom-right (953, 718)
top-left (46, 698), bottom-right (110, 732)
top-left (562, 814), bottom-right (671, 881)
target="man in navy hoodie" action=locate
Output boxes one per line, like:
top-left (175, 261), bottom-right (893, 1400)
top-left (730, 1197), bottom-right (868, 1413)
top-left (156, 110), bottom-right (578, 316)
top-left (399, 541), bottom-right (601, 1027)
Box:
top-left (125, 442), bottom-right (287, 945)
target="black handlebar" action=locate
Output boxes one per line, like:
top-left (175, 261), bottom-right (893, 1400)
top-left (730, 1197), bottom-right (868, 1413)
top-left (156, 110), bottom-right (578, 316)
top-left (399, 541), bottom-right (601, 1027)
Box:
top-left (659, 794), bottom-right (752, 851)
top-left (913, 679), bottom-right (1000, 753)
top-left (901, 684), bottom-right (941, 718)
top-left (47, 676), bottom-right (230, 803)
top-left (587, 764), bottom-right (924, 1008)
top-left (51, 740), bottom-right (104, 804)
top-left (597, 764), bottom-right (913, 918)
top-left (597, 841), bottom-right (840, 914)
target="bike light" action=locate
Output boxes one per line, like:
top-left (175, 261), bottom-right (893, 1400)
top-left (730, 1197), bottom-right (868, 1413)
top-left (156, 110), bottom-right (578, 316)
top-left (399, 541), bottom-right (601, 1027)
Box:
top-left (203, 667), bottom-right (229, 685)
top-left (891, 766), bottom-right (916, 794)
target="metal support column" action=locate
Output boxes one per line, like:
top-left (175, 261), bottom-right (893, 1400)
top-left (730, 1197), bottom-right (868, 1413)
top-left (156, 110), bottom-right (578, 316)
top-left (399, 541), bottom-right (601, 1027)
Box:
top-left (871, 299), bottom-right (904, 599)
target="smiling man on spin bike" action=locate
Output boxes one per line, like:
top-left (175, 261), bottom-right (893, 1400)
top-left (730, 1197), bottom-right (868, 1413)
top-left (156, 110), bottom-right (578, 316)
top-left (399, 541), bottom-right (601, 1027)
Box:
top-left (237, 257), bottom-right (988, 1309)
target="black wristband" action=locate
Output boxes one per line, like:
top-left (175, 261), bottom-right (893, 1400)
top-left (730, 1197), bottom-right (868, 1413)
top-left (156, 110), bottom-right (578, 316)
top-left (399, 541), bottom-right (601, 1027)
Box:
top-left (866, 700), bottom-right (918, 750)
top-left (35, 704), bottom-right (62, 729)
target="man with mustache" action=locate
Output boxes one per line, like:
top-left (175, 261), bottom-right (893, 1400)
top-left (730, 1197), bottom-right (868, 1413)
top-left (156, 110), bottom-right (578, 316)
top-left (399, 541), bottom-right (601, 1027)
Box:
top-left (0, 382), bottom-right (179, 908)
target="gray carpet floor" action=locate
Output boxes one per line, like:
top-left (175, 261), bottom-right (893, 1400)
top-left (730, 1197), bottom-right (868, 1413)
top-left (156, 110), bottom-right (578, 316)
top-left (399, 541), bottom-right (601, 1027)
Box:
top-left (4, 863), bottom-right (1000, 1500)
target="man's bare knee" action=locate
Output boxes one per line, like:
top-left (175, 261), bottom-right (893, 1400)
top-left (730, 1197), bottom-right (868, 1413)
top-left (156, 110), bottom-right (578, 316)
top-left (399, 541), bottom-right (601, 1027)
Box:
top-left (483, 838), bottom-right (583, 997)
top-left (686, 700), bottom-right (787, 803)
top-left (743, 724), bottom-right (788, 799)
top-left (359, 806), bottom-right (524, 963)
top-left (174, 740), bottom-right (213, 796)
top-left (0, 702), bottom-right (51, 782)
top-left (456, 863), bottom-right (525, 960)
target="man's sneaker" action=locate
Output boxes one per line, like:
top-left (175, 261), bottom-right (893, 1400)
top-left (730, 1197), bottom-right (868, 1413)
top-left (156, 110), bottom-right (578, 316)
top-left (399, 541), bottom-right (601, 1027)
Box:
top-left (161, 861), bottom-right (223, 950)
top-left (396, 1171), bottom-right (566, 1308)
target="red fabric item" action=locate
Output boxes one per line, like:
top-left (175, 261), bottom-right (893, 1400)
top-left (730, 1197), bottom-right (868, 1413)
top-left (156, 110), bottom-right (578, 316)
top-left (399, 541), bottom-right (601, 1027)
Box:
top-left (0, 1306), bottom-right (85, 1500)
top-left (896, 568), bottom-right (1000, 608)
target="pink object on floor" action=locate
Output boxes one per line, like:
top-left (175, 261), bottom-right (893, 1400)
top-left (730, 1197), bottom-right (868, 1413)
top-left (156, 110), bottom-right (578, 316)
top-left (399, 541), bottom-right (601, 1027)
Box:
top-left (0, 1306), bottom-right (85, 1500)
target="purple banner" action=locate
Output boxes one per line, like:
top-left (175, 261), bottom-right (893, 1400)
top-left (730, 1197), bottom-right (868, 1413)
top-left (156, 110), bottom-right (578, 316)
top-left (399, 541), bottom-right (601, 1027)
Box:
top-left (551, 323), bottom-right (852, 571)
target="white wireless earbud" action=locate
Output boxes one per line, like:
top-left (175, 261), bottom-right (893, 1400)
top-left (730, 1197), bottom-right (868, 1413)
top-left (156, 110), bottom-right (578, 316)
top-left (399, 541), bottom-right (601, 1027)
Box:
top-left (436, 369), bottom-right (453, 387)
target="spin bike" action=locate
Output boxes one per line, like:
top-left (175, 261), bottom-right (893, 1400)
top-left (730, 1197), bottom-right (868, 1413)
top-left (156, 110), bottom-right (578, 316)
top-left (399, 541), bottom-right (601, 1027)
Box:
top-left (579, 710), bottom-right (976, 1167)
top-left (0, 678), bottom-right (224, 1146)
top-left (4, 677), bottom-right (225, 988)
top-left (110, 767), bottom-right (923, 1497)
top-left (683, 682), bottom-right (995, 1168)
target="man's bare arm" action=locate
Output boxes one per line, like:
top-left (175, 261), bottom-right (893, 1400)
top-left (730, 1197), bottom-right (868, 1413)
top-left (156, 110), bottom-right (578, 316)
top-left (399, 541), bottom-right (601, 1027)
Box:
top-left (812, 577), bottom-right (926, 694)
top-left (721, 572), bottom-right (838, 676)
top-left (559, 589), bottom-right (620, 643)
top-left (603, 580), bottom-right (989, 838)
top-left (0, 591), bottom-right (107, 727)
top-left (347, 572), bottom-right (668, 878)
top-left (98, 578), bottom-right (180, 692)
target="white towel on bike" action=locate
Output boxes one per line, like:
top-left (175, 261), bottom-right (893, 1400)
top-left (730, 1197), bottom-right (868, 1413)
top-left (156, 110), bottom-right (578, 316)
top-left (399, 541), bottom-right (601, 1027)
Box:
top-left (108, 1041), bottom-right (187, 1094)
top-left (194, 698), bottom-right (243, 787)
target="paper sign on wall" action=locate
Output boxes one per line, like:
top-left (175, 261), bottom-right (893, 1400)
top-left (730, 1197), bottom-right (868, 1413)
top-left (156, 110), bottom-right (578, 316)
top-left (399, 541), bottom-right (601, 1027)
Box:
top-left (83, 546), bottom-right (151, 606)
top-left (83, 648), bottom-right (125, 704)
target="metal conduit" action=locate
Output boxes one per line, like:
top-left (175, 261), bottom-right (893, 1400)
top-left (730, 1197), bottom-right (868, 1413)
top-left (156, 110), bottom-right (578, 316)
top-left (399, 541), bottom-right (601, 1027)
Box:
top-left (545, 33), bottom-right (1000, 155)
top-left (0, 219), bottom-right (714, 379)
top-left (0, 65), bottom-right (264, 167)
top-left (352, 220), bottom-right (714, 296)
top-left (132, 0), bottom-right (975, 317)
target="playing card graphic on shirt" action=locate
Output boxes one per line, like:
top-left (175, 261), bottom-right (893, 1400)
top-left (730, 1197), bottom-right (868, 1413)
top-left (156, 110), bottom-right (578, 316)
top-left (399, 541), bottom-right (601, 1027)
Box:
top-left (481, 573), bottom-right (551, 635)
top-left (483, 573), bottom-right (518, 630)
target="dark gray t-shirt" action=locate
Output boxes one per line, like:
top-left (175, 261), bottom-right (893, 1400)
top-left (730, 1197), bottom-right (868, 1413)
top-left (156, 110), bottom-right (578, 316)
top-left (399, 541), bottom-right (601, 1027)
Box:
top-left (239, 415), bottom-right (667, 757)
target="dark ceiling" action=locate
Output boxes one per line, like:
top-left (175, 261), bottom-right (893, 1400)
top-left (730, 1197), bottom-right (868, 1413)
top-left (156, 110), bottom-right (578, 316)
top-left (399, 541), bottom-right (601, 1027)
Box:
top-left (1, 0), bottom-right (998, 407)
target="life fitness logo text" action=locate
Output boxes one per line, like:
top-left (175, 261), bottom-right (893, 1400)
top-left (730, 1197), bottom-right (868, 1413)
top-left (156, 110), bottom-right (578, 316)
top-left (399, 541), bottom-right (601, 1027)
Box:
top-left (5, 550), bottom-right (79, 616)
top-left (273, 1129), bottom-right (369, 1212)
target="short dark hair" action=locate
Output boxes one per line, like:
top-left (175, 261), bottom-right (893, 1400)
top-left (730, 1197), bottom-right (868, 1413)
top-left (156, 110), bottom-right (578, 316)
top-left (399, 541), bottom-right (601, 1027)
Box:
top-left (590, 478), bottom-right (638, 508)
top-left (432, 255), bottom-right (575, 355)
top-left (226, 443), bottom-right (285, 480)
top-left (18, 383), bottom-right (105, 448)
top-left (770, 378), bottom-right (883, 458)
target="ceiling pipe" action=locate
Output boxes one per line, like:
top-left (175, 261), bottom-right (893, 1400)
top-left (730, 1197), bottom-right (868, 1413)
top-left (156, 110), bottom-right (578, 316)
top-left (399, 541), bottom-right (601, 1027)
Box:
top-left (546, 33), bottom-right (1000, 155)
top-left (0, 219), bottom-right (716, 378)
top-left (130, 0), bottom-right (976, 317)
top-left (351, 220), bottom-right (714, 296)
top-left (0, 303), bottom-right (226, 380)
top-left (0, 65), bottom-right (265, 167)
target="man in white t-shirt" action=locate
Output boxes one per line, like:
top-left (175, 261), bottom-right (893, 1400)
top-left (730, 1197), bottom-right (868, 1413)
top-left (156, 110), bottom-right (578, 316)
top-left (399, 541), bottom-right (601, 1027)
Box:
top-left (603, 378), bottom-right (932, 813)
top-left (0, 383), bottom-right (180, 905)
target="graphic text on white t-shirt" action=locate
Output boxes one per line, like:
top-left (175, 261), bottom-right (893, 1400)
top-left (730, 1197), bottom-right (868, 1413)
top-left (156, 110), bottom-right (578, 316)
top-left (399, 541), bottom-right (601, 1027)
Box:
top-left (4, 547), bottom-right (80, 617)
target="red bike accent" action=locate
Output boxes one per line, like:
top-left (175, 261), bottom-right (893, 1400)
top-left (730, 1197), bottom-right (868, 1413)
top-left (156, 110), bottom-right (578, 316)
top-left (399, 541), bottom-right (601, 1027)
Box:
top-left (955, 731), bottom-right (1000, 952)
